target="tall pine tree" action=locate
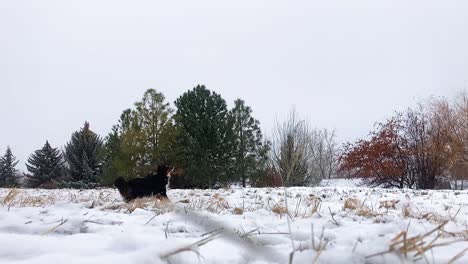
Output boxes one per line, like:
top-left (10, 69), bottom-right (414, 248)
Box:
top-left (25, 141), bottom-right (64, 188)
top-left (228, 99), bottom-right (268, 187)
top-left (0, 146), bottom-right (20, 187)
top-left (174, 85), bottom-right (235, 188)
top-left (64, 122), bottom-right (104, 188)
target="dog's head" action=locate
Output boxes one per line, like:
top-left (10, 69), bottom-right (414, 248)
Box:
top-left (113, 177), bottom-right (127, 189)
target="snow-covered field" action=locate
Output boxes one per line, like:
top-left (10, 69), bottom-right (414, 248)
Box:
top-left (0, 185), bottom-right (467, 264)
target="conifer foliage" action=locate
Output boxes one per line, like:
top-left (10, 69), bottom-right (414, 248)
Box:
top-left (174, 85), bottom-right (235, 188)
top-left (25, 141), bottom-right (64, 188)
top-left (0, 146), bottom-right (20, 187)
top-left (229, 99), bottom-right (268, 187)
top-left (64, 122), bottom-right (104, 188)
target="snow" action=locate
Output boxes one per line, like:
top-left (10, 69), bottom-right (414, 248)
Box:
top-left (319, 178), bottom-right (365, 188)
top-left (0, 185), bottom-right (467, 264)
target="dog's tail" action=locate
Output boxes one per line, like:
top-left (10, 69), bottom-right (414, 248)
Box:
top-left (114, 177), bottom-right (131, 202)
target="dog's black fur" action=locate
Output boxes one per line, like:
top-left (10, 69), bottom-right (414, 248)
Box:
top-left (114, 164), bottom-right (172, 202)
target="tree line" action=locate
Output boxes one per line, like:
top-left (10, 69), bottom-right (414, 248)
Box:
top-left (2, 86), bottom-right (465, 190)
top-left (0, 85), bottom-right (338, 189)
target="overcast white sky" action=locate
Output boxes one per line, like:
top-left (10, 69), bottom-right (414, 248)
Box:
top-left (1, 0), bottom-right (467, 171)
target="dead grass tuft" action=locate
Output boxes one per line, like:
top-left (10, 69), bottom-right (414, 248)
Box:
top-left (20, 195), bottom-right (55, 207)
top-left (343, 197), bottom-right (380, 218)
top-left (272, 204), bottom-right (288, 215)
top-left (304, 195), bottom-right (322, 216)
top-left (402, 205), bottom-right (448, 224)
top-left (233, 207), bottom-right (244, 215)
top-left (402, 205), bottom-right (414, 218)
top-left (356, 206), bottom-right (381, 218)
top-left (343, 197), bottom-right (361, 211)
top-left (2, 188), bottom-right (20, 205)
top-left (126, 196), bottom-right (173, 213)
top-left (379, 200), bottom-right (399, 210)
top-left (206, 194), bottom-right (230, 214)
top-left (1, 189), bottom-right (56, 208)
top-left (421, 212), bottom-right (447, 224)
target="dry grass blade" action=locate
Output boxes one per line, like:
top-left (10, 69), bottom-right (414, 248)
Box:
top-left (311, 249), bottom-right (324, 264)
top-left (328, 206), bottom-right (340, 226)
top-left (310, 197), bottom-right (322, 216)
top-left (239, 228), bottom-right (260, 239)
top-left (201, 228), bottom-right (224, 237)
top-left (447, 247), bottom-right (468, 264)
top-left (170, 199), bottom-right (282, 262)
top-left (42, 218), bottom-right (68, 235)
top-left (290, 224), bottom-right (328, 264)
top-left (145, 214), bottom-right (158, 225)
top-left (311, 225), bottom-right (328, 264)
top-left (159, 230), bottom-right (222, 260)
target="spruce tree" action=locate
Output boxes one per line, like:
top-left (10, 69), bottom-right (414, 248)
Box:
top-left (25, 141), bottom-right (64, 188)
top-left (101, 125), bottom-right (124, 185)
top-left (0, 146), bottom-right (20, 187)
top-left (64, 122), bottom-right (104, 188)
top-left (228, 99), bottom-right (267, 187)
top-left (174, 85), bottom-right (235, 188)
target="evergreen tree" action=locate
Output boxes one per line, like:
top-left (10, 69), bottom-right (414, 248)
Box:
top-left (64, 122), bottom-right (104, 188)
top-left (0, 146), bottom-right (20, 187)
top-left (25, 141), bottom-right (64, 188)
top-left (101, 115), bottom-right (140, 185)
top-left (174, 85), bottom-right (235, 188)
top-left (229, 99), bottom-right (267, 187)
top-left (250, 140), bottom-right (273, 187)
top-left (102, 125), bottom-right (124, 185)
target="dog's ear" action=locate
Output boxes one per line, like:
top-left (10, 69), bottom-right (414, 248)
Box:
top-left (156, 165), bottom-right (165, 176)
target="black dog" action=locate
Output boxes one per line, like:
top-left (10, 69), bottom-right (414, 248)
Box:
top-left (114, 164), bottom-right (173, 202)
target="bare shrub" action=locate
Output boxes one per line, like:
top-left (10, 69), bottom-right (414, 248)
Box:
top-left (271, 109), bottom-right (337, 187)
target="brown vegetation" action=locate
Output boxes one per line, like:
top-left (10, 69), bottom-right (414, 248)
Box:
top-left (339, 93), bottom-right (468, 189)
